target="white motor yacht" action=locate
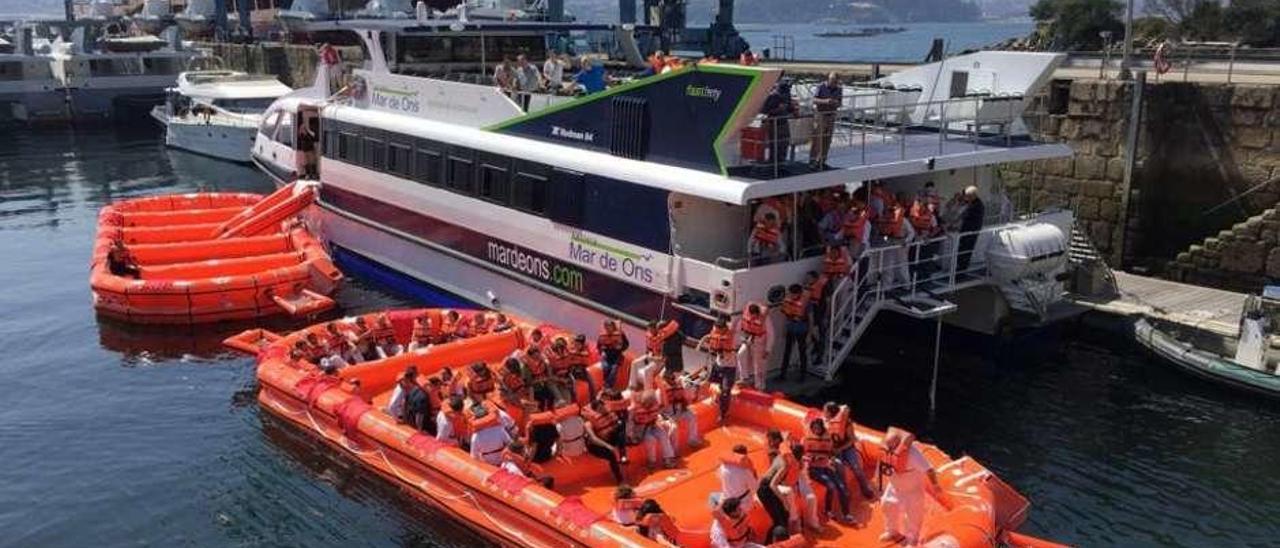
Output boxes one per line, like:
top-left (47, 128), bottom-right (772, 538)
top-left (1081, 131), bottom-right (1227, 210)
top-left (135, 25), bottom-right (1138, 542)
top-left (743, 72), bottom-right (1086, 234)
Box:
top-left (152, 70), bottom-right (292, 162)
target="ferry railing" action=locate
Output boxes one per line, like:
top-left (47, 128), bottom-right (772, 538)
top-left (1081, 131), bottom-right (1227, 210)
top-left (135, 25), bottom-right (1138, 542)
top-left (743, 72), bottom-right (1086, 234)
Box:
top-left (743, 93), bottom-right (1025, 178)
top-left (819, 224), bottom-right (993, 379)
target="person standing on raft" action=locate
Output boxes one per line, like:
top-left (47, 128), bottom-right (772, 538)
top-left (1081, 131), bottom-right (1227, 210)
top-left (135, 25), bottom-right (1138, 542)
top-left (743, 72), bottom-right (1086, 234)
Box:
top-left (880, 427), bottom-right (952, 545)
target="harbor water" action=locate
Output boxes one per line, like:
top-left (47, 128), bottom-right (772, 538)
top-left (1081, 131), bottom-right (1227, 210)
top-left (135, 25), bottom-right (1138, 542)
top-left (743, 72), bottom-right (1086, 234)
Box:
top-left (3, 126), bottom-right (1280, 546)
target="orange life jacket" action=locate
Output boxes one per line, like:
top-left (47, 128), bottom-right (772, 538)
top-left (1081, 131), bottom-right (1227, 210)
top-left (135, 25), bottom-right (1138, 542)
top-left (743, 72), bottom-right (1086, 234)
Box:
top-left (547, 345), bottom-right (574, 376)
top-left (502, 448), bottom-right (533, 476)
top-left (604, 394), bottom-right (632, 415)
top-left (662, 379), bottom-right (689, 408)
top-left (631, 399), bottom-right (660, 426)
top-left (469, 407), bottom-right (500, 431)
top-left (568, 346), bottom-right (591, 368)
top-left (714, 509), bottom-right (752, 544)
top-left (646, 321), bottom-right (678, 355)
top-left (781, 293), bottom-right (808, 320)
top-left (468, 371), bottom-right (495, 396)
top-left (825, 409), bottom-right (853, 449)
top-left (411, 318), bottom-right (435, 342)
top-left (520, 351), bottom-right (548, 379)
top-left (877, 205), bottom-right (907, 239)
top-left (908, 201), bottom-right (936, 235)
top-left (501, 370), bottom-right (526, 394)
top-left (705, 326), bottom-right (736, 354)
top-left (822, 249), bottom-right (851, 277)
top-left (752, 220), bottom-right (781, 246)
top-left (527, 409), bottom-right (556, 427)
top-left (842, 208), bottom-right (869, 241)
top-left (472, 317), bottom-right (491, 336)
top-left (804, 433), bottom-right (834, 468)
top-left (740, 307), bottom-right (767, 338)
top-left (639, 512), bottom-right (680, 541)
top-left (583, 406), bottom-right (620, 439)
top-left (871, 186), bottom-right (897, 212)
top-left (443, 409), bottom-right (469, 442)
top-left (779, 452), bottom-right (802, 486)
top-left (806, 277), bottom-right (828, 302)
top-left (441, 315), bottom-right (459, 339)
top-left (597, 330), bottom-right (625, 352)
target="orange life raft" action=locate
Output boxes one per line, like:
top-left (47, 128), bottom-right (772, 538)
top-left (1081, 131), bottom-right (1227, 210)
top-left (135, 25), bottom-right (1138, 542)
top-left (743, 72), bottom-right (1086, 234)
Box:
top-left (233, 309), bottom-right (1057, 548)
top-left (91, 186), bottom-right (342, 324)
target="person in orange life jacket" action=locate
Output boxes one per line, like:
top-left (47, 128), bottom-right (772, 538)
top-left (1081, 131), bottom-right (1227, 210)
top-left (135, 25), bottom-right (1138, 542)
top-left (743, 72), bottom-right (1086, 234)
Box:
top-left (554, 402), bottom-right (589, 457)
top-left (498, 357), bottom-right (532, 410)
top-left (524, 400), bottom-right (561, 463)
top-left (407, 313), bottom-right (435, 353)
top-left (567, 334), bottom-right (599, 400)
top-left (466, 361), bottom-right (497, 402)
top-left (435, 395), bottom-right (469, 447)
top-left (468, 402), bottom-right (512, 466)
top-left (736, 302), bottom-right (774, 390)
top-left (758, 429), bottom-right (810, 539)
top-left (659, 368), bottom-right (703, 448)
top-left (822, 402), bottom-right (876, 500)
top-left (778, 284), bottom-right (811, 381)
top-left (646, 318), bottom-right (684, 375)
top-left (440, 309), bottom-right (461, 340)
top-left (500, 439), bottom-right (554, 489)
top-left (710, 491), bottom-right (758, 548)
top-left (632, 390), bottom-right (676, 469)
top-left (875, 194), bottom-right (915, 289)
top-left (717, 444), bottom-right (759, 513)
top-left (583, 397), bottom-right (627, 482)
top-left (375, 332), bottom-right (403, 359)
top-left (804, 418), bottom-right (853, 523)
top-left (520, 345), bottom-right (561, 411)
top-left (527, 327), bottom-right (548, 352)
top-left (907, 192), bottom-right (942, 281)
top-left (879, 427), bottom-right (950, 545)
top-left (611, 484), bottom-right (643, 526)
top-left (106, 238), bottom-right (140, 278)
top-left (434, 366), bottom-right (465, 399)
top-left (842, 199), bottom-right (872, 267)
top-left (600, 388), bottom-right (632, 458)
top-left (636, 499), bottom-right (681, 546)
top-left (750, 211), bottom-right (786, 264)
top-left (699, 316), bottom-right (740, 420)
top-left (490, 312), bottom-right (515, 333)
top-left (801, 270), bottom-right (830, 348)
top-left (868, 180), bottom-right (896, 221)
top-left (765, 526), bottom-right (807, 548)
top-left (597, 319), bottom-right (630, 390)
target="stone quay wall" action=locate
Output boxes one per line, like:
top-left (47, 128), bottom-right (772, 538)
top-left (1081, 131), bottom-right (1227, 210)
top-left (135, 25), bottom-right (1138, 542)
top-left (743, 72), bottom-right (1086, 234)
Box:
top-left (1001, 78), bottom-right (1280, 292)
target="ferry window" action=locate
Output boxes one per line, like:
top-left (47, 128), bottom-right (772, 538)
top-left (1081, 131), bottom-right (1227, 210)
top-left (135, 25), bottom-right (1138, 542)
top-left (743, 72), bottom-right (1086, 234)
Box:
top-left (415, 148), bottom-right (442, 186)
top-left (89, 59), bottom-right (118, 76)
top-left (213, 97), bottom-right (276, 114)
top-left (398, 36), bottom-right (458, 64)
top-left (447, 153), bottom-right (475, 194)
top-left (143, 57), bottom-right (179, 75)
top-left (0, 61), bottom-right (22, 81)
top-left (512, 171), bottom-right (548, 215)
top-left (478, 161), bottom-right (510, 204)
top-left (275, 112), bottom-right (295, 147)
top-left (339, 132), bottom-right (359, 163)
top-left (258, 111), bottom-right (280, 136)
top-left (547, 168), bottom-right (585, 226)
top-left (363, 137), bottom-right (386, 171)
top-left (388, 143), bottom-right (412, 177)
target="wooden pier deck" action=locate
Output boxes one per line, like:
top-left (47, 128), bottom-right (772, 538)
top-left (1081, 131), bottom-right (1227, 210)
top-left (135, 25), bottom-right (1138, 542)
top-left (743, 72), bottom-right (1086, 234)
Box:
top-left (1069, 271), bottom-right (1248, 338)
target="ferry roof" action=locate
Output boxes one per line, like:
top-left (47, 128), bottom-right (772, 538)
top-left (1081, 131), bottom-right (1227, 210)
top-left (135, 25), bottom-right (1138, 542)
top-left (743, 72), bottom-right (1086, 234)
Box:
top-left (178, 71), bottom-right (292, 99)
top-left (299, 18), bottom-right (648, 34)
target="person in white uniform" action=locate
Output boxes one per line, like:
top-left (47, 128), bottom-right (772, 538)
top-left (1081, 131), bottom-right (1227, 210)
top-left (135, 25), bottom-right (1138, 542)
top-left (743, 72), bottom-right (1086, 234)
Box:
top-left (469, 404), bottom-right (513, 466)
top-left (716, 444), bottom-right (759, 512)
top-left (880, 427), bottom-right (950, 545)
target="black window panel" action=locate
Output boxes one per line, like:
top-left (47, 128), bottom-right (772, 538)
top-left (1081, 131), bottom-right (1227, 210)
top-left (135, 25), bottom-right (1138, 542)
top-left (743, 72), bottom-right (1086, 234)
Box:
top-left (950, 71), bottom-right (969, 98)
top-left (388, 142), bottom-right (413, 176)
top-left (338, 132), bottom-right (359, 162)
top-left (512, 170), bottom-right (548, 215)
top-left (478, 159), bottom-right (510, 204)
top-left (547, 167), bottom-right (585, 226)
top-left (363, 136), bottom-right (386, 170)
top-left (446, 148), bottom-right (475, 194)
top-left (610, 96), bottom-right (650, 160)
top-left (415, 148), bottom-right (442, 186)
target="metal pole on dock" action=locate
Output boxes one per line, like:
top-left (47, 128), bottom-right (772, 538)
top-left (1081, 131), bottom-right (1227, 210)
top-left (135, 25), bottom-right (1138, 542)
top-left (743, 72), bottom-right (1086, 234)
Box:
top-left (1119, 0), bottom-right (1135, 80)
top-left (928, 316), bottom-right (942, 420)
top-left (1116, 71), bottom-right (1145, 264)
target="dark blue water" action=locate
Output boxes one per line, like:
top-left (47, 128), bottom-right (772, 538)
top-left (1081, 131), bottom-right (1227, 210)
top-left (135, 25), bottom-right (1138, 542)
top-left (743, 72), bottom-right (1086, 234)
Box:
top-left (2, 127), bottom-right (1279, 547)
top-left (738, 21), bottom-right (1035, 62)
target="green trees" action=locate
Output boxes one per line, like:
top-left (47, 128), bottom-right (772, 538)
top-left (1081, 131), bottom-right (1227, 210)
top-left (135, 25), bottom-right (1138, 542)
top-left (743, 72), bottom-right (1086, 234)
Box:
top-left (1222, 0), bottom-right (1280, 47)
top-left (1028, 0), bottom-right (1125, 50)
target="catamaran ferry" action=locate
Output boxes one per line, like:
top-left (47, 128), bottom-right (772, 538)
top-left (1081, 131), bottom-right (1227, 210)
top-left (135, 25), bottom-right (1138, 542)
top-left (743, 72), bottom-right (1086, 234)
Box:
top-left (254, 20), bottom-right (1075, 380)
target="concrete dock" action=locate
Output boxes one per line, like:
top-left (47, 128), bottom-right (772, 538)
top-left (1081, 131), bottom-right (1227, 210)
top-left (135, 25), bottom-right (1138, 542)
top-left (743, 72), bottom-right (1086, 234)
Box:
top-left (1070, 270), bottom-right (1247, 337)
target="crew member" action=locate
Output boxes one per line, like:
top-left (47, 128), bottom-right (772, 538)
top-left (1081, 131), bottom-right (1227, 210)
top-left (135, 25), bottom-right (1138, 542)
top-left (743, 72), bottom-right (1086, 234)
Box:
top-left (699, 316), bottom-right (739, 420)
top-left (954, 185), bottom-right (985, 272)
top-left (880, 427), bottom-right (950, 545)
top-left (597, 319), bottom-right (630, 390)
top-left (525, 404), bottom-right (560, 463)
top-left (718, 445), bottom-right (759, 512)
top-left (757, 430), bottom-right (792, 537)
top-left (809, 72), bottom-right (842, 170)
top-left (778, 284), bottom-right (810, 381)
top-left (737, 302), bottom-right (773, 390)
top-left (761, 79), bottom-right (796, 167)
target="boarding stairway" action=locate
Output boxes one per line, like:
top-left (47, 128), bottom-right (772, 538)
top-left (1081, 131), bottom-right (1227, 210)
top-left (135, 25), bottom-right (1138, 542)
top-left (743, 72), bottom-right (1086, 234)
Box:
top-left (806, 229), bottom-right (992, 381)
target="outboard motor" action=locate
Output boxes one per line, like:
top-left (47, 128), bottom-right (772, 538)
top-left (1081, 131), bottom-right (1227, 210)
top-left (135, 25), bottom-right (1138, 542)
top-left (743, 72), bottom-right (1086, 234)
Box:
top-left (986, 222), bottom-right (1068, 318)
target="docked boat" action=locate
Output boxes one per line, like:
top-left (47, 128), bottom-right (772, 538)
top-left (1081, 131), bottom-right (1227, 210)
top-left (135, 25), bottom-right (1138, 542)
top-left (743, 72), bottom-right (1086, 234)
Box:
top-left (175, 0), bottom-right (217, 36)
top-left (230, 308), bottom-right (1053, 547)
top-left (1134, 316), bottom-right (1280, 398)
top-left (152, 70), bottom-right (292, 162)
top-left (0, 26), bottom-right (65, 122)
top-left (131, 0), bottom-right (175, 35)
top-left (90, 184), bottom-right (342, 324)
top-left (253, 19), bottom-right (1077, 381)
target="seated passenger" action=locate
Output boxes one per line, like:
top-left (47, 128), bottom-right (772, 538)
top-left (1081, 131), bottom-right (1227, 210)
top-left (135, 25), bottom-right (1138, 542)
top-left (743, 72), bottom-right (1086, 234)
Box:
top-left (347, 316), bottom-right (371, 345)
top-left (823, 402), bottom-right (875, 500)
top-left (491, 313), bottom-right (515, 332)
top-left (466, 361), bottom-right (497, 402)
top-left (718, 444), bottom-right (759, 512)
top-left (408, 313), bottom-right (434, 352)
top-left (500, 439), bottom-right (553, 488)
top-left (441, 309), bottom-right (461, 340)
top-left (435, 367), bottom-right (464, 399)
top-left (611, 485), bottom-right (643, 527)
top-left (435, 395), bottom-right (469, 447)
top-left (404, 375), bottom-right (433, 432)
top-left (375, 333), bottom-right (403, 359)
top-left (631, 390), bottom-right (676, 470)
top-left (471, 311), bottom-right (491, 336)
top-left (567, 334), bottom-right (598, 399)
top-left (637, 499), bottom-right (681, 546)
top-left (302, 333), bottom-right (328, 361)
top-left (469, 402), bottom-right (512, 466)
top-left (659, 369), bottom-right (702, 448)
top-left (803, 418), bottom-right (853, 523)
top-left (554, 403), bottom-right (588, 458)
top-left (525, 405), bottom-right (560, 463)
top-left (106, 239), bottom-right (140, 278)
top-left (498, 357), bottom-right (531, 410)
top-left (520, 345), bottom-right (559, 411)
top-left (596, 319), bottom-right (630, 390)
top-left (710, 494), bottom-right (756, 548)
top-left (527, 327), bottom-right (548, 351)
top-left (583, 398), bottom-right (627, 481)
